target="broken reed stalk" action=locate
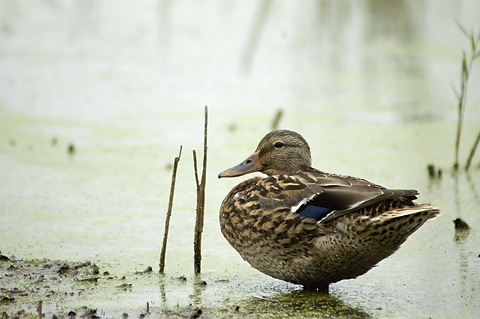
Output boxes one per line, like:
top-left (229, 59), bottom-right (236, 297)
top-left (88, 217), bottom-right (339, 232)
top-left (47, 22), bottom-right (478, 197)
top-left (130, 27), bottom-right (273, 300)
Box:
top-left (159, 145), bottom-right (183, 274)
top-left (193, 106), bottom-right (208, 274)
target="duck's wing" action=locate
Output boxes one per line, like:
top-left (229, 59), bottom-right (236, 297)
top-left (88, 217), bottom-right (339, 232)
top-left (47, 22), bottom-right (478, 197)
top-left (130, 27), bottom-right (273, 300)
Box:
top-left (254, 171), bottom-right (418, 223)
top-left (302, 185), bottom-right (418, 223)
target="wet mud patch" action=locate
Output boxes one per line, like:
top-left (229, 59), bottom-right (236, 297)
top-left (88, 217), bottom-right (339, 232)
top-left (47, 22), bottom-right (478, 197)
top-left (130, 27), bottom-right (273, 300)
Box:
top-left (0, 253), bottom-right (146, 318)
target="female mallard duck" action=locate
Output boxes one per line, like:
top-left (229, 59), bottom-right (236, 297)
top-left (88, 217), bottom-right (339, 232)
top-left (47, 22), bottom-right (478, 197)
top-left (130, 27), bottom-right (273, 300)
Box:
top-left (218, 130), bottom-right (440, 292)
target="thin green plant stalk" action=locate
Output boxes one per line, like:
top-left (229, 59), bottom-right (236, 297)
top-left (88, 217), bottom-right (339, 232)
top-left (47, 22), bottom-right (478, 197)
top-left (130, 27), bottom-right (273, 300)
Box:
top-left (453, 23), bottom-right (480, 170)
top-left (453, 53), bottom-right (467, 171)
top-left (465, 131), bottom-right (480, 170)
top-left (464, 28), bottom-right (480, 170)
top-left (271, 109), bottom-right (284, 130)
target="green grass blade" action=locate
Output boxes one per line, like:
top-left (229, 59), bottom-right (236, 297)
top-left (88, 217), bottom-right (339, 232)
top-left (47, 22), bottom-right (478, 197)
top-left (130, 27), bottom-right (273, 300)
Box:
top-left (456, 20), bottom-right (469, 38)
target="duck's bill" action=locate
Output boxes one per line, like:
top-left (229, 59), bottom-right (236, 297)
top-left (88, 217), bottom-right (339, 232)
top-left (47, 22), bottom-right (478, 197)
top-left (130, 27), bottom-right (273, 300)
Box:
top-left (218, 151), bottom-right (262, 178)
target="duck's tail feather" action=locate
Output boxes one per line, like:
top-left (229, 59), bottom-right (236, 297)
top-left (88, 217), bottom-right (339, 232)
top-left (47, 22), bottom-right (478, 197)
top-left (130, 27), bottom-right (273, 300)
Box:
top-left (369, 204), bottom-right (441, 246)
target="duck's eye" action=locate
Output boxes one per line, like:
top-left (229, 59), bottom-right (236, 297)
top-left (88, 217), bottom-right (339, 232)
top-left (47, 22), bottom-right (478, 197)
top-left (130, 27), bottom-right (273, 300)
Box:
top-left (274, 142), bottom-right (284, 148)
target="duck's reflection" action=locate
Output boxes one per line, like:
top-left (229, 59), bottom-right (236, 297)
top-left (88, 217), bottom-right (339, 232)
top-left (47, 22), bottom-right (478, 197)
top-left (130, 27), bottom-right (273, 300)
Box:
top-left (233, 289), bottom-right (371, 318)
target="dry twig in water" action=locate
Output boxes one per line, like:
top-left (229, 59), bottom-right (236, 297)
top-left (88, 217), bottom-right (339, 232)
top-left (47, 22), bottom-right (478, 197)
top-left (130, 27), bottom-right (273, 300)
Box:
top-left (159, 146), bottom-right (183, 274)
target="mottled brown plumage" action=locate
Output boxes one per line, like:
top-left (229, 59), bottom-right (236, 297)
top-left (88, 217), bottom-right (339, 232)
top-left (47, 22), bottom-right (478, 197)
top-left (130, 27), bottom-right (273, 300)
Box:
top-left (218, 130), bottom-right (440, 292)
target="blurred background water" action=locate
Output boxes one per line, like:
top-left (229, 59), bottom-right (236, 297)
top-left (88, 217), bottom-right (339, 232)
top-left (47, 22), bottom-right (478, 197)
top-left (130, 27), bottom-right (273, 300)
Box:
top-left (1, 0), bottom-right (480, 318)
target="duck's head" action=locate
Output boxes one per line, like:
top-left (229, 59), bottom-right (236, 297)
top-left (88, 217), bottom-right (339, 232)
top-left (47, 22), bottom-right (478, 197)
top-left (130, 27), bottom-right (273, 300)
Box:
top-left (218, 129), bottom-right (312, 178)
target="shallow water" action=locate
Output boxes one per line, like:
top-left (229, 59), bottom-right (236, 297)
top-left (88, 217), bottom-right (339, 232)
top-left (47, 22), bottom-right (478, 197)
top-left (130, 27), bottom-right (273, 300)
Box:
top-left (1, 0), bottom-right (480, 318)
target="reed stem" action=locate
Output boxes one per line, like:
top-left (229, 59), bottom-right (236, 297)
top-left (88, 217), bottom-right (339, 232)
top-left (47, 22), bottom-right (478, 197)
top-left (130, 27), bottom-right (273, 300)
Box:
top-left (193, 106), bottom-right (208, 274)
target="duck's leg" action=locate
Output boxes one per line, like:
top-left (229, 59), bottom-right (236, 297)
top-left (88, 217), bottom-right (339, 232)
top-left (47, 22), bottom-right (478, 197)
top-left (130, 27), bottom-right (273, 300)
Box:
top-left (303, 283), bottom-right (329, 293)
